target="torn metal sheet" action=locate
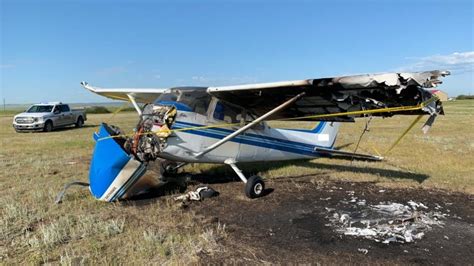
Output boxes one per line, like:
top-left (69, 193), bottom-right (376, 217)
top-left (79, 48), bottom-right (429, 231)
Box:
top-left (174, 186), bottom-right (219, 202)
top-left (208, 70), bottom-right (450, 122)
top-left (325, 200), bottom-right (448, 244)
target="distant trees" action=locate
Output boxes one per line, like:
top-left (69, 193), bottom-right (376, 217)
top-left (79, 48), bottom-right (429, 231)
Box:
top-left (85, 106), bottom-right (136, 114)
top-left (86, 106), bottom-right (111, 114)
top-left (456, 95), bottom-right (474, 100)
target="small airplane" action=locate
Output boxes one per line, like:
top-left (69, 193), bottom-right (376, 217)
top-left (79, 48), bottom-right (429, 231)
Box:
top-left (75, 70), bottom-right (449, 202)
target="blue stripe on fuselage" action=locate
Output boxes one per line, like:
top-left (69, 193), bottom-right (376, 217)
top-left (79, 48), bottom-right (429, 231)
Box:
top-left (172, 121), bottom-right (328, 156)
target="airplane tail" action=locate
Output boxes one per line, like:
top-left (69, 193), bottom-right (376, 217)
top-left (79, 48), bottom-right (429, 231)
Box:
top-left (279, 121), bottom-right (340, 148)
top-left (312, 121), bottom-right (340, 148)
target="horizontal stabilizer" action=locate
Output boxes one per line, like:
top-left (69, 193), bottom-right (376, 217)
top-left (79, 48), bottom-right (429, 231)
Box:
top-left (314, 147), bottom-right (383, 161)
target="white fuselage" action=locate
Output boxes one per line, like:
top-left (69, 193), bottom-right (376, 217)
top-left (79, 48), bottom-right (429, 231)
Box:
top-left (158, 110), bottom-right (340, 163)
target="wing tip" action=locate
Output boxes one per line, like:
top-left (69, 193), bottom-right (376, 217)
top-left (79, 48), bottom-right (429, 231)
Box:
top-left (80, 81), bottom-right (95, 92)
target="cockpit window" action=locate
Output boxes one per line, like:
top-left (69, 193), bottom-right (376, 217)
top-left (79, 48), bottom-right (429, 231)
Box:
top-left (213, 101), bottom-right (243, 123)
top-left (158, 93), bottom-right (178, 102)
top-left (155, 89), bottom-right (211, 115)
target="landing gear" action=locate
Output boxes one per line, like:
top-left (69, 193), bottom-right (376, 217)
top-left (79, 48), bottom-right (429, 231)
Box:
top-left (225, 159), bottom-right (265, 199)
top-left (245, 175), bottom-right (265, 198)
top-left (159, 160), bottom-right (188, 192)
top-left (160, 160), bottom-right (179, 177)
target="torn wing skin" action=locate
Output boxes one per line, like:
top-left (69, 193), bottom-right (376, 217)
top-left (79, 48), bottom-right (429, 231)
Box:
top-left (80, 81), bottom-right (168, 103)
top-left (207, 70), bottom-right (450, 122)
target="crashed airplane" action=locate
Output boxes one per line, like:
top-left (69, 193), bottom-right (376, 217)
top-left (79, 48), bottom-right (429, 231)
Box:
top-left (70, 70), bottom-right (449, 202)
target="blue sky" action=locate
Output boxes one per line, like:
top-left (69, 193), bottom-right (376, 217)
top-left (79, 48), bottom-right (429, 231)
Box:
top-left (1, 0), bottom-right (473, 104)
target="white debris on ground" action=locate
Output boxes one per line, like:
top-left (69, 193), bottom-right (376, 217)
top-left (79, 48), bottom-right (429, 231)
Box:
top-left (174, 186), bottom-right (219, 202)
top-left (357, 248), bottom-right (369, 255)
top-left (324, 196), bottom-right (449, 244)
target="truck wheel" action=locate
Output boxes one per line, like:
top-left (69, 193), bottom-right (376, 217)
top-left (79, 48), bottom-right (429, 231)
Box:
top-left (44, 121), bottom-right (53, 132)
top-left (75, 117), bottom-right (84, 128)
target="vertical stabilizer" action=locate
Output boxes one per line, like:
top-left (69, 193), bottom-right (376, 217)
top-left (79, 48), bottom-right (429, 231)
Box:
top-left (315, 122), bottom-right (340, 148)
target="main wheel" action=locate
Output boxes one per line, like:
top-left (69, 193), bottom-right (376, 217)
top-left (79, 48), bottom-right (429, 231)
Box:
top-left (75, 117), bottom-right (84, 128)
top-left (43, 121), bottom-right (53, 132)
top-left (245, 175), bottom-right (265, 199)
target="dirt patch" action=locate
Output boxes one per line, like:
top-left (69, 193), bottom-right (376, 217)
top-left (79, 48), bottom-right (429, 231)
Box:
top-left (185, 177), bottom-right (474, 264)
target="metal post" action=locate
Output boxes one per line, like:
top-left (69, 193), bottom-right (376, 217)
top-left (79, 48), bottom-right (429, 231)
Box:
top-left (195, 92), bottom-right (305, 157)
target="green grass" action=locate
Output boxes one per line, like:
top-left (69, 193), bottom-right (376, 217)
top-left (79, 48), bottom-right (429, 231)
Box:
top-left (0, 100), bottom-right (473, 263)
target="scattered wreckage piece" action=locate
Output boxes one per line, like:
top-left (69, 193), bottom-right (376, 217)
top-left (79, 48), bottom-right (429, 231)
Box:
top-left (325, 201), bottom-right (448, 244)
top-left (357, 248), bottom-right (369, 255)
top-left (174, 186), bottom-right (219, 202)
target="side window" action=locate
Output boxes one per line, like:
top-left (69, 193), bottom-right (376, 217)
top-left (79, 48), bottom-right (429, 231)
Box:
top-left (213, 101), bottom-right (242, 123)
top-left (192, 95), bottom-right (211, 115)
top-left (53, 105), bottom-right (61, 113)
top-left (60, 105), bottom-right (70, 112)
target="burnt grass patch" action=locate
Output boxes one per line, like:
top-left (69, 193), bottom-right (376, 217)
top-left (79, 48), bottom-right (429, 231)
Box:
top-left (188, 177), bottom-right (474, 264)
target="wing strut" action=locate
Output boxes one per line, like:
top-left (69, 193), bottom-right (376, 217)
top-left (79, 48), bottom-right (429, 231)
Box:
top-left (127, 94), bottom-right (142, 115)
top-left (194, 92), bottom-right (306, 157)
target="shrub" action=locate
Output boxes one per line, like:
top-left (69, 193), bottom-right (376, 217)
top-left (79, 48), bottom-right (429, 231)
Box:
top-left (456, 94), bottom-right (474, 100)
top-left (85, 106), bottom-right (111, 114)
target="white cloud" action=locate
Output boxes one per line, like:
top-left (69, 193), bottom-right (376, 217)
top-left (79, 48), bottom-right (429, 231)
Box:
top-left (400, 51), bottom-right (474, 74)
top-left (191, 76), bottom-right (209, 82)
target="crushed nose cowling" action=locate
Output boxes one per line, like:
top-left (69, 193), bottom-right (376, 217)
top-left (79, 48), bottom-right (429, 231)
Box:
top-left (88, 104), bottom-right (177, 202)
top-left (89, 123), bottom-right (148, 202)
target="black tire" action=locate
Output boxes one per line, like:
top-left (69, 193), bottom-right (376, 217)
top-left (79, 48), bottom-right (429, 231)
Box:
top-left (245, 175), bottom-right (265, 199)
top-left (43, 121), bottom-right (53, 132)
top-left (75, 117), bottom-right (84, 128)
top-left (160, 160), bottom-right (178, 175)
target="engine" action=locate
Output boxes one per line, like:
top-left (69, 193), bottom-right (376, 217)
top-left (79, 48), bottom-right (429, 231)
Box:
top-left (126, 104), bottom-right (177, 162)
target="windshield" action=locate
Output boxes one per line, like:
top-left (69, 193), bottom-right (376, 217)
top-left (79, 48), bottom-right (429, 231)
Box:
top-left (27, 105), bottom-right (54, 113)
top-left (155, 90), bottom-right (211, 115)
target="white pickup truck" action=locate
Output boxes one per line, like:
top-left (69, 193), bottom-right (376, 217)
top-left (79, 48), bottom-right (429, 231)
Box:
top-left (13, 102), bottom-right (87, 132)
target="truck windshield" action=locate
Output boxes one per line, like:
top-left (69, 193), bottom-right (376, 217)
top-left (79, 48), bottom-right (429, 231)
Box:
top-left (27, 105), bottom-right (54, 113)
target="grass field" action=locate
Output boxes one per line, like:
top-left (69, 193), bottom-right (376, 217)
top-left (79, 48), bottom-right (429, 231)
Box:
top-left (1, 100), bottom-right (473, 264)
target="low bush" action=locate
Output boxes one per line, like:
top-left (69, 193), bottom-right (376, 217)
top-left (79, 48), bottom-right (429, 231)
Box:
top-left (85, 106), bottom-right (111, 114)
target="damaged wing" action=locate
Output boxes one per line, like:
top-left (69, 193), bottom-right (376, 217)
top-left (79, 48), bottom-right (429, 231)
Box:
top-left (80, 81), bottom-right (167, 103)
top-left (207, 70), bottom-right (450, 122)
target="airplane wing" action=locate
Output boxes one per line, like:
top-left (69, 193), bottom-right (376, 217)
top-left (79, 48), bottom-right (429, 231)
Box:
top-left (207, 70), bottom-right (450, 121)
top-left (80, 81), bottom-right (167, 103)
